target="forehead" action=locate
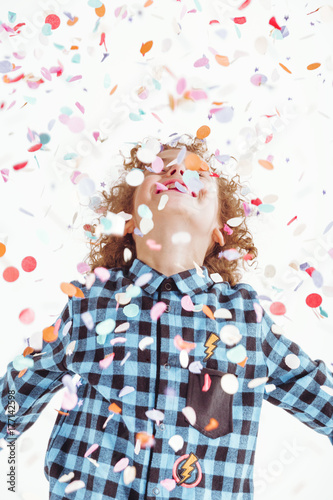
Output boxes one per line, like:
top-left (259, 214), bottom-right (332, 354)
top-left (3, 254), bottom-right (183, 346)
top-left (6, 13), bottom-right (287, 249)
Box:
top-left (157, 148), bottom-right (192, 161)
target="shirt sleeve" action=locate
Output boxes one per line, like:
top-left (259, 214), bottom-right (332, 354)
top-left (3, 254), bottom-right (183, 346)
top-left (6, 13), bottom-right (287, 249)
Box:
top-left (259, 305), bottom-right (333, 446)
top-left (0, 297), bottom-right (74, 445)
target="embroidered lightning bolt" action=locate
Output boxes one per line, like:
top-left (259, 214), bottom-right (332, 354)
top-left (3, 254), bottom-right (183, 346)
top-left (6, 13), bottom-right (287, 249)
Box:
top-left (203, 333), bottom-right (220, 362)
top-left (179, 453), bottom-right (198, 485)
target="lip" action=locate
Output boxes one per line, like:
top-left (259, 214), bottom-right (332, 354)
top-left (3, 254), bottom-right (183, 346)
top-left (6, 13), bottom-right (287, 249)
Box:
top-left (155, 179), bottom-right (198, 197)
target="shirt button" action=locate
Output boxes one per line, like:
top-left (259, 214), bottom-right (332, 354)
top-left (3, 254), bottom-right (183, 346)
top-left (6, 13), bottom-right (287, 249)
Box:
top-left (164, 281), bottom-right (172, 291)
top-left (159, 423), bottom-right (165, 431)
top-left (165, 305), bottom-right (170, 312)
top-left (152, 487), bottom-right (160, 495)
top-left (164, 362), bottom-right (170, 370)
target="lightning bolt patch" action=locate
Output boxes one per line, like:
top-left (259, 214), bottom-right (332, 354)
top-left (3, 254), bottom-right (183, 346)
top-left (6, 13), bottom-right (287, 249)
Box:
top-left (203, 333), bottom-right (220, 362)
top-left (178, 453), bottom-right (198, 485)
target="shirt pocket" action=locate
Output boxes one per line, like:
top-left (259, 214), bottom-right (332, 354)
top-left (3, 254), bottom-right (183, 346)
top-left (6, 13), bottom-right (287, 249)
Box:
top-left (184, 367), bottom-right (236, 439)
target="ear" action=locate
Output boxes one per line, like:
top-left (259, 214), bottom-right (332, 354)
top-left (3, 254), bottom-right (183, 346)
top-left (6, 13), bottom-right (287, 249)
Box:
top-left (212, 227), bottom-right (225, 247)
top-left (123, 218), bottom-right (135, 236)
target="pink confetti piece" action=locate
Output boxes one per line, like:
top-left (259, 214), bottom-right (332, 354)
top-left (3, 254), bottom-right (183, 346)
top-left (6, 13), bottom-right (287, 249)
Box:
top-left (176, 77), bottom-right (187, 94)
top-left (202, 373), bottom-right (211, 392)
top-left (99, 353), bottom-right (115, 369)
top-left (84, 443), bottom-right (99, 458)
top-left (68, 75), bottom-right (82, 82)
top-left (253, 302), bottom-right (263, 323)
top-left (194, 56), bottom-right (209, 67)
top-left (114, 457), bottom-right (129, 473)
top-left (75, 102), bottom-right (85, 114)
top-left (160, 479), bottom-right (176, 491)
top-left (41, 67), bottom-right (52, 81)
top-left (110, 337), bottom-right (127, 345)
top-left (150, 301), bottom-right (167, 321)
top-left (94, 267), bottom-right (110, 282)
top-left (181, 295), bottom-right (194, 312)
top-left (68, 116), bottom-right (85, 133)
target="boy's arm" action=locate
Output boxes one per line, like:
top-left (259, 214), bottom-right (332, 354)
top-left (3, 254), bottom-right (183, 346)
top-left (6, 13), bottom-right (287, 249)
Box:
top-left (258, 305), bottom-right (333, 445)
top-left (0, 297), bottom-right (74, 444)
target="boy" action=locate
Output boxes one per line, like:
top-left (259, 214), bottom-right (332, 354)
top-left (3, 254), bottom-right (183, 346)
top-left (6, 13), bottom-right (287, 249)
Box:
top-left (0, 135), bottom-right (332, 500)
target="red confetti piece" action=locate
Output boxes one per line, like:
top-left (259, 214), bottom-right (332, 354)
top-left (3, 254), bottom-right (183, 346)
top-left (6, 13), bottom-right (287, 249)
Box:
top-left (269, 16), bottom-right (281, 30)
top-left (239, 0), bottom-right (251, 9)
top-left (3, 73), bottom-right (25, 84)
top-left (140, 41), bottom-right (153, 56)
top-left (99, 32), bottom-right (107, 51)
top-left (21, 256), bottom-right (37, 272)
top-left (305, 267), bottom-right (315, 277)
top-left (305, 293), bottom-right (322, 308)
top-left (287, 216), bottom-right (297, 225)
top-left (202, 373), bottom-right (211, 392)
top-left (269, 302), bottom-right (286, 315)
top-left (233, 17), bottom-right (246, 24)
top-left (13, 161), bottom-right (28, 171)
top-left (209, 20), bottom-right (220, 25)
top-left (251, 198), bottom-right (262, 206)
top-left (45, 14), bottom-right (60, 29)
top-left (243, 253), bottom-right (254, 261)
top-left (28, 144), bottom-right (43, 152)
top-left (3, 266), bottom-right (19, 282)
top-left (19, 308), bottom-right (35, 325)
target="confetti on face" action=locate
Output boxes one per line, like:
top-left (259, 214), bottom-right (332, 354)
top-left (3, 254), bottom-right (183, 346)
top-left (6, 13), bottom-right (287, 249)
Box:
top-left (171, 232), bottom-right (191, 245)
top-left (146, 239), bottom-right (162, 251)
top-left (158, 193), bottom-right (169, 210)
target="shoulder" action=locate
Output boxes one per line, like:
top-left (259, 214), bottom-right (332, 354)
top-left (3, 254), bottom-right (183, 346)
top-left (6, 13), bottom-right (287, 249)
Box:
top-left (213, 279), bottom-right (259, 302)
top-left (68, 266), bottom-right (128, 300)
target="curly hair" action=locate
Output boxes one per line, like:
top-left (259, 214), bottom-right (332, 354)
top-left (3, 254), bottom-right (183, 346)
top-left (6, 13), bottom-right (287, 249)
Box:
top-left (82, 134), bottom-right (258, 287)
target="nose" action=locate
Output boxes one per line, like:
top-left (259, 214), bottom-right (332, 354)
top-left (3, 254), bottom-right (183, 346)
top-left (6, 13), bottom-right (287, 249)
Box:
top-left (166, 163), bottom-right (185, 177)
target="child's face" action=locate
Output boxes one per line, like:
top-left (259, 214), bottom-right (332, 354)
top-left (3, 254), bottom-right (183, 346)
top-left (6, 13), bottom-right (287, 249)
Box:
top-left (130, 148), bottom-right (222, 248)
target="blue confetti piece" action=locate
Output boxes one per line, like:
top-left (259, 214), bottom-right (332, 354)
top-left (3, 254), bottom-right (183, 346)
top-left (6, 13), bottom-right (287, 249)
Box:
top-left (226, 344), bottom-right (247, 363)
top-left (123, 304), bottom-right (140, 318)
top-left (8, 11), bottom-right (17, 23)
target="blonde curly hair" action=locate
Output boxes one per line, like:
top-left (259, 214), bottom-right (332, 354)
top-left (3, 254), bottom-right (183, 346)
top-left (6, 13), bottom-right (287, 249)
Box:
top-left (83, 134), bottom-right (258, 286)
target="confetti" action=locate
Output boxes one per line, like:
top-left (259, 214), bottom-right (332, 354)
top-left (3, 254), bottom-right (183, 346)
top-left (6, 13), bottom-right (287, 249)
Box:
top-left (204, 418), bottom-right (219, 431)
top-left (284, 354), bottom-right (301, 370)
top-left (221, 373), bottom-right (239, 394)
top-left (64, 480), bottom-right (85, 494)
top-left (150, 301), bottom-right (167, 321)
top-left (140, 41), bottom-right (153, 56)
top-left (269, 302), bottom-right (286, 315)
top-left (99, 353), bottom-right (115, 369)
top-left (123, 466), bottom-right (136, 485)
top-left (196, 125), bottom-right (211, 139)
top-left (119, 386), bottom-right (135, 398)
top-left (3, 266), bottom-right (19, 282)
top-left (305, 293), bottom-right (322, 308)
top-left (160, 478), bottom-right (176, 491)
top-left (45, 14), bottom-right (61, 29)
top-left (307, 63), bottom-right (321, 70)
top-left (219, 324), bottom-right (242, 345)
top-left (19, 308), bottom-right (35, 324)
top-left (59, 472), bottom-right (75, 483)
top-left (182, 406), bottom-right (196, 426)
top-left (114, 458), bottom-right (129, 472)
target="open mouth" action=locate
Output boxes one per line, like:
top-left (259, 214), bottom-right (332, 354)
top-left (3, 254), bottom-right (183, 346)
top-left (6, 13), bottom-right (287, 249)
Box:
top-left (155, 181), bottom-right (198, 198)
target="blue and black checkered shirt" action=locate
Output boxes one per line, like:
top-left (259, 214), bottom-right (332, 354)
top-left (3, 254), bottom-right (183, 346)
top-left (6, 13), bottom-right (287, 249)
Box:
top-left (1, 258), bottom-right (332, 499)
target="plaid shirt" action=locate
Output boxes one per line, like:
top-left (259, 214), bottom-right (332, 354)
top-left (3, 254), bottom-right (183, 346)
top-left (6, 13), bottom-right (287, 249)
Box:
top-left (1, 258), bottom-right (332, 500)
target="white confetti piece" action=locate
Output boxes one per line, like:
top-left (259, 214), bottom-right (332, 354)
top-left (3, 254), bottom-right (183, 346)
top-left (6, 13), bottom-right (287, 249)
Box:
top-left (189, 361), bottom-right (203, 373)
top-left (214, 308), bottom-right (232, 319)
top-left (145, 409), bottom-right (165, 423)
top-left (171, 231), bottom-right (191, 245)
top-left (119, 386), bottom-right (135, 398)
top-left (182, 406), bottom-right (196, 426)
top-left (219, 324), bottom-right (242, 346)
top-left (139, 337), bottom-right (154, 350)
top-left (253, 302), bottom-right (263, 323)
top-left (320, 385), bottom-right (333, 397)
top-left (264, 384), bottom-right (277, 394)
top-left (140, 217), bottom-right (154, 235)
top-left (221, 374), bottom-right (239, 395)
top-left (271, 324), bottom-right (284, 335)
top-left (247, 377), bottom-right (269, 389)
top-left (81, 312), bottom-right (94, 330)
top-left (168, 434), bottom-right (184, 452)
top-left (115, 322), bottom-right (130, 333)
top-left (285, 354), bottom-right (300, 370)
top-left (210, 272), bottom-right (224, 283)
top-left (158, 194), bottom-right (169, 210)
top-left (179, 349), bottom-right (189, 368)
top-left (110, 337), bottom-right (127, 345)
top-left (123, 465), bottom-right (136, 485)
top-left (126, 169), bottom-right (144, 187)
top-left (120, 352), bottom-right (131, 366)
top-left (64, 480), bottom-right (85, 494)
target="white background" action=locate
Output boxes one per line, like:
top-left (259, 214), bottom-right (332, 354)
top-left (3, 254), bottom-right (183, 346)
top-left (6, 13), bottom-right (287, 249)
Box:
top-left (0, 0), bottom-right (333, 498)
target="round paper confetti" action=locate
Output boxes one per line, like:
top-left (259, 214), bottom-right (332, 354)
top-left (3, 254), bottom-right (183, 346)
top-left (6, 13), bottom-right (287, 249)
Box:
top-left (196, 125), bottom-right (210, 139)
top-left (21, 256), bottom-right (37, 272)
top-left (0, 242), bottom-right (6, 257)
top-left (168, 434), bottom-right (184, 452)
top-left (214, 308), bottom-right (232, 319)
top-left (96, 318), bottom-right (115, 335)
top-left (285, 353), bottom-right (301, 370)
top-left (61, 390), bottom-right (78, 410)
top-left (221, 373), bottom-right (239, 394)
top-left (150, 301), bottom-right (167, 321)
top-left (179, 349), bottom-right (189, 368)
top-left (123, 303), bottom-right (140, 317)
top-left (226, 344), bottom-right (247, 363)
top-left (45, 14), bottom-right (61, 29)
top-left (247, 377), bottom-right (269, 389)
top-left (3, 266), bottom-right (19, 282)
top-left (59, 472), bottom-right (75, 483)
top-left (219, 324), bottom-right (242, 346)
top-left (19, 308), bottom-right (35, 324)
top-left (123, 466), bottom-right (136, 485)
top-left (160, 478), bottom-right (176, 492)
top-left (269, 302), bottom-right (286, 315)
top-left (139, 337), bottom-right (154, 350)
top-left (126, 168), bottom-right (144, 187)
top-left (305, 293), bottom-right (322, 308)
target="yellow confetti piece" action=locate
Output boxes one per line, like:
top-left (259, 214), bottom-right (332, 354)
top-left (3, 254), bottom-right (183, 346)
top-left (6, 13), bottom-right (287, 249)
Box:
top-left (279, 63), bottom-right (292, 74)
top-left (215, 55), bottom-right (230, 66)
top-left (140, 41), bottom-right (153, 56)
top-left (258, 159), bottom-right (274, 170)
top-left (307, 62), bottom-right (321, 70)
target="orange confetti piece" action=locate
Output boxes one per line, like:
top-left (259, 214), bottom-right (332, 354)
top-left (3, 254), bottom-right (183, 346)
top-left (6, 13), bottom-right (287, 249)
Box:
top-left (74, 287), bottom-right (85, 298)
top-left (108, 402), bottom-right (122, 414)
top-left (279, 63), bottom-right (292, 74)
top-left (144, 0), bottom-right (153, 6)
top-left (307, 63), bottom-right (321, 70)
top-left (67, 16), bottom-right (78, 26)
top-left (0, 242), bottom-right (6, 257)
top-left (196, 125), bottom-right (211, 139)
top-left (237, 356), bottom-right (248, 367)
top-left (95, 4), bottom-right (106, 17)
top-left (110, 84), bottom-right (118, 95)
top-left (184, 153), bottom-right (209, 171)
top-left (202, 304), bottom-right (215, 320)
top-left (60, 282), bottom-right (77, 297)
top-left (204, 418), bottom-right (219, 431)
top-left (212, 101), bottom-right (224, 105)
top-left (43, 326), bottom-right (58, 343)
top-left (56, 410), bottom-right (70, 416)
top-left (215, 55), bottom-right (230, 66)
top-left (18, 368), bottom-right (28, 378)
top-left (23, 347), bottom-right (34, 357)
top-left (174, 335), bottom-right (196, 352)
top-left (169, 94), bottom-right (175, 111)
top-left (140, 41), bottom-right (153, 56)
top-left (258, 159), bottom-right (274, 170)
top-left (70, 45), bottom-right (79, 50)
top-left (136, 432), bottom-right (154, 446)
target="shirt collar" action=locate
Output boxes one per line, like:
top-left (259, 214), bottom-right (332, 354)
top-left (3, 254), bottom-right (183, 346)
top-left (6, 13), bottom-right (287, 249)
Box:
top-left (126, 258), bottom-right (215, 297)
